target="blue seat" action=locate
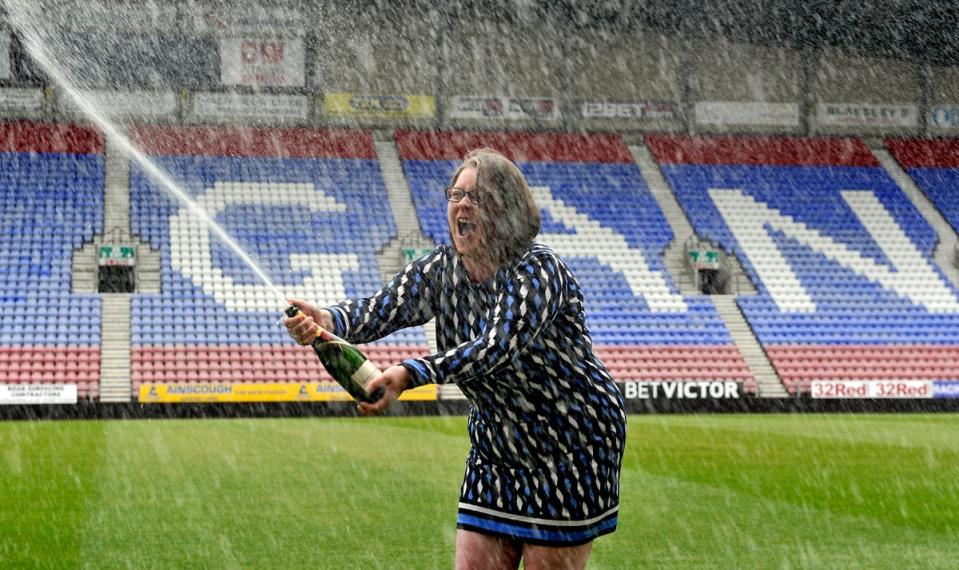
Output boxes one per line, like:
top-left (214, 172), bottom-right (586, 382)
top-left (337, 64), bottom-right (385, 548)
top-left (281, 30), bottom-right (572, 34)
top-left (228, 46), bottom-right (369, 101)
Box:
top-left (129, 141), bottom-right (427, 348)
top-left (1, 148), bottom-right (103, 349)
top-left (400, 146), bottom-right (735, 348)
top-left (662, 156), bottom-right (959, 348)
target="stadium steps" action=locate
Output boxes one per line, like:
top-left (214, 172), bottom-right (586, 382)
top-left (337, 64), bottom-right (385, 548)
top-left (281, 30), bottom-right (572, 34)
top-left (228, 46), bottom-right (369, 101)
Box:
top-left (136, 254), bottom-right (161, 294)
top-left (711, 295), bottom-right (787, 398)
top-left (71, 249), bottom-right (97, 293)
top-left (99, 294), bottom-right (132, 403)
top-left (374, 136), bottom-right (436, 283)
top-left (83, 132), bottom-right (163, 294)
top-left (104, 134), bottom-right (131, 236)
top-left (372, 134), bottom-right (450, 395)
top-left (71, 134), bottom-right (129, 294)
top-left (630, 144), bottom-right (698, 294)
top-left (630, 144), bottom-right (757, 296)
top-left (871, 147), bottom-right (959, 287)
top-left (105, 134), bottom-right (161, 293)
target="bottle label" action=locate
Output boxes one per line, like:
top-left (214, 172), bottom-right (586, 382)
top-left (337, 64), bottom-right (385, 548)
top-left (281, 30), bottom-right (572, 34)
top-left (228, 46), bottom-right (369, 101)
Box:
top-left (352, 360), bottom-right (380, 388)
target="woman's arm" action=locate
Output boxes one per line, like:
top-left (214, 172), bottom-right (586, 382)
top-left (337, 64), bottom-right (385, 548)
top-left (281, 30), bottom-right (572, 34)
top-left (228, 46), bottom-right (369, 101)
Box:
top-left (324, 247), bottom-right (444, 344)
top-left (401, 246), bottom-right (568, 387)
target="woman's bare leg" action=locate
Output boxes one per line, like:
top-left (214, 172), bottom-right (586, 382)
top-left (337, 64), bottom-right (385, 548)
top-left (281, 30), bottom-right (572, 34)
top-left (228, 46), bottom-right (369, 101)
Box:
top-left (521, 541), bottom-right (593, 570)
top-left (455, 529), bottom-right (522, 570)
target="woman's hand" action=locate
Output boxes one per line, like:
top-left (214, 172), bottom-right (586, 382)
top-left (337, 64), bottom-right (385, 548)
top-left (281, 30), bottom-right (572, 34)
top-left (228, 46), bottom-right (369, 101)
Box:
top-left (284, 298), bottom-right (335, 345)
top-left (358, 365), bottom-right (412, 416)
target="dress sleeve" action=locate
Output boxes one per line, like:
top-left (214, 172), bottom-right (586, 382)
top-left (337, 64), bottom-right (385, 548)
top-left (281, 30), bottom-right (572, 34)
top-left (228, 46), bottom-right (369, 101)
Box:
top-left (325, 247), bottom-right (442, 344)
top-left (401, 248), bottom-right (568, 388)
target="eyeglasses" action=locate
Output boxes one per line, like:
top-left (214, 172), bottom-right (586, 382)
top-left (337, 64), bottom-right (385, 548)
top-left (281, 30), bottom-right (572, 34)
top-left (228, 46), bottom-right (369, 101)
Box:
top-left (445, 187), bottom-right (491, 206)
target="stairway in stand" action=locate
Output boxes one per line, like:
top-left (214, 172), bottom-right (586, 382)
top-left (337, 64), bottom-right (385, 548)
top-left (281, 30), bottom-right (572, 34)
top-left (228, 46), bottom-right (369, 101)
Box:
top-left (374, 133), bottom-right (436, 283)
top-left (872, 146), bottom-right (959, 287)
top-left (99, 294), bottom-right (132, 403)
top-left (712, 296), bottom-right (787, 398)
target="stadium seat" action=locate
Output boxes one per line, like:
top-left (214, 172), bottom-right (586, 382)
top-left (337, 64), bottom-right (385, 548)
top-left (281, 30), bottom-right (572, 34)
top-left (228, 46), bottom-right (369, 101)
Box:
top-left (650, 134), bottom-right (959, 393)
top-left (397, 130), bottom-right (757, 394)
top-left (0, 122), bottom-right (104, 400)
top-left (128, 126), bottom-right (430, 392)
top-left (886, 138), bottom-right (959, 236)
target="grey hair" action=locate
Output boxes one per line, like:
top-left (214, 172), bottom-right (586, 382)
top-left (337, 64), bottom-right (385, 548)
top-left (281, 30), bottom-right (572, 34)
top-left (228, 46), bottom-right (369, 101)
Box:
top-left (449, 148), bottom-right (541, 266)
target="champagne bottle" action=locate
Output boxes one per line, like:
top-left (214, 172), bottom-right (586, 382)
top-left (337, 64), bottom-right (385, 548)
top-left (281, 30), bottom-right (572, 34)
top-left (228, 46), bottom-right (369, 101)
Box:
top-left (286, 305), bottom-right (385, 404)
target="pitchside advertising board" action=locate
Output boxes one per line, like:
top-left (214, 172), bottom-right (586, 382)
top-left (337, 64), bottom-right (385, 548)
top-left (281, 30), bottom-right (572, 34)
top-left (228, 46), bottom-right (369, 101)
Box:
top-left (816, 103), bottom-right (918, 128)
top-left (579, 100), bottom-right (679, 122)
top-left (192, 92), bottom-right (309, 122)
top-left (7, 381), bottom-right (959, 404)
top-left (323, 93), bottom-right (436, 119)
top-left (138, 382), bottom-right (436, 404)
top-left (0, 384), bottom-right (77, 405)
top-left (0, 88), bottom-right (44, 113)
top-left (448, 96), bottom-right (561, 121)
top-left (812, 380), bottom-right (959, 399)
top-left (58, 89), bottom-right (178, 120)
top-left (603, 381), bottom-right (959, 400)
top-left (695, 101), bottom-right (800, 127)
top-left (620, 381), bottom-right (742, 400)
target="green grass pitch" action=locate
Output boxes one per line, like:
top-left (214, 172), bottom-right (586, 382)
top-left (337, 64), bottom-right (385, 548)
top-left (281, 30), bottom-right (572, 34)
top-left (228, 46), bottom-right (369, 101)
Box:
top-left (1, 414), bottom-right (958, 568)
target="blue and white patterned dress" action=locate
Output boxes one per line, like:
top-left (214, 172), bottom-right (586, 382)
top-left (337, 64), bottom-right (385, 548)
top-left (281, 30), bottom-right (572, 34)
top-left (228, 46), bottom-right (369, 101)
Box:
top-left (327, 242), bottom-right (626, 546)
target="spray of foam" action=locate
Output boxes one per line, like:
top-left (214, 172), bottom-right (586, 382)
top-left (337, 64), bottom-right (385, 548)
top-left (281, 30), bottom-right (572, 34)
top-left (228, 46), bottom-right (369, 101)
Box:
top-left (5, 2), bottom-right (288, 310)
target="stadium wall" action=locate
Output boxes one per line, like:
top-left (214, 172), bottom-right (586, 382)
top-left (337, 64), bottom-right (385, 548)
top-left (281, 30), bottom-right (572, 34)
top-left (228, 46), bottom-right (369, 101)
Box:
top-left (687, 40), bottom-right (803, 136)
top-left (443, 17), bottom-right (567, 131)
top-left (313, 9), bottom-right (440, 130)
top-left (930, 65), bottom-right (959, 135)
top-left (812, 48), bottom-right (922, 136)
top-left (3, 11), bottom-right (956, 139)
top-left (3, 396), bottom-right (959, 421)
top-left (569, 31), bottom-right (685, 133)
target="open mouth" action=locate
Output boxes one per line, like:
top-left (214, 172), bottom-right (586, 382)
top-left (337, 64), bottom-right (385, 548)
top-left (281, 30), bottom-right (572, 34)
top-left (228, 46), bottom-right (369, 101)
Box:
top-left (456, 217), bottom-right (476, 239)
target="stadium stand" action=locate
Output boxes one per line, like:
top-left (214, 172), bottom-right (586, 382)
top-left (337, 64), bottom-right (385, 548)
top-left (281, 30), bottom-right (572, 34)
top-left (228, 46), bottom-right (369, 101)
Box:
top-left (0, 122), bottom-right (103, 399)
top-left (886, 138), bottom-right (959, 235)
top-left (650, 134), bottom-right (959, 393)
top-left (128, 126), bottom-right (430, 393)
top-left (396, 130), bottom-right (757, 392)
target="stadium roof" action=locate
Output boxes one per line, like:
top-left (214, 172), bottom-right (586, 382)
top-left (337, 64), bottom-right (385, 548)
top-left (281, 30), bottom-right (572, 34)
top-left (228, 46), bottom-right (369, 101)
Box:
top-left (6, 0), bottom-right (959, 66)
top-left (455, 0), bottom-right (959, 65)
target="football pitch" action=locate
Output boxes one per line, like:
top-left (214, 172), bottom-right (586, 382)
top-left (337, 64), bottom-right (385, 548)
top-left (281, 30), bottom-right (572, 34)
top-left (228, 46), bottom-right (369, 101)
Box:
top-left (1, 414), bottom-right (957, 569)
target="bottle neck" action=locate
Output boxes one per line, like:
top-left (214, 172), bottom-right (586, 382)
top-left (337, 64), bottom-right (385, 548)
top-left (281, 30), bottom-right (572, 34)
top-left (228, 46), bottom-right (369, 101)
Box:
top-left (315, 328), bottom-right (341, 343)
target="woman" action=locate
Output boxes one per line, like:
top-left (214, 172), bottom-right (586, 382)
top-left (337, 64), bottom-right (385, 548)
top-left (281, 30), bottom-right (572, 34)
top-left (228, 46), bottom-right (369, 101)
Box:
top-left (286, 148), bottom-right (626, 569)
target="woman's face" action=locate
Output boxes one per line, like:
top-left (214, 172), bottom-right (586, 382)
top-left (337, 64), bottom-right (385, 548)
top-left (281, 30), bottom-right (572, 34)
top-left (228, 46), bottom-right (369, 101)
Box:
top-left (447, 167), bottom-right (488, 259)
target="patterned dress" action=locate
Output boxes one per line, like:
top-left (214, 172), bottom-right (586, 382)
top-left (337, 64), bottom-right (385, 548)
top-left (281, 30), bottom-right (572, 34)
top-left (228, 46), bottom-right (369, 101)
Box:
top-left (327, 242), bottom-right (626, 546)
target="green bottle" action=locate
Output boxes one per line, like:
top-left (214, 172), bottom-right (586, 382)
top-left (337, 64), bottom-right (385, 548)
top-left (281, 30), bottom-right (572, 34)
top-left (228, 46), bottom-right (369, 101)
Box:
top-left (285, 305), bottom-right (385, 404)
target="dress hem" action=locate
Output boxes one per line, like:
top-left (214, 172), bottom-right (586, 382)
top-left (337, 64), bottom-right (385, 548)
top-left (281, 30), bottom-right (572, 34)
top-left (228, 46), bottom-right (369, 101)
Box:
top-left (455, 505), bottom-right (619, 547)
